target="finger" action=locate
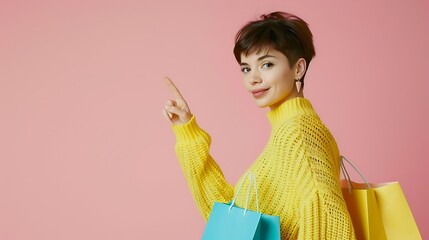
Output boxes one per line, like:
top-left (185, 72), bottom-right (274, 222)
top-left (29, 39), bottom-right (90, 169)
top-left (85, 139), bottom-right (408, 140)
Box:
top-left (165, 100), bottom-right (177, 107)
top-left (162, 108), bottom-right (173, 123)
top-left (165, 105), bottom-right (188, 120)
top-left (165, 77), bottom-right (185, 101)
top-left (164, 101), bottom-right (175, 118)
top-left (163, 105), bottom-right (173, 118)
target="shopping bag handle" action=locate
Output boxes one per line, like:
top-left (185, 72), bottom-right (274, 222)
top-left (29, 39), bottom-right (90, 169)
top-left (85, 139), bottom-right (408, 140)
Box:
top-left (229, 171), bottom-right (260, 215)
top-left (340, 156), bottom-right (371, 195)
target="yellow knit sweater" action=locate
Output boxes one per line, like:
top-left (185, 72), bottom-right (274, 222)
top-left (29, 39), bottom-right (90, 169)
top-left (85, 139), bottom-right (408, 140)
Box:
top-left (171, 97), bottom-right (356, 239)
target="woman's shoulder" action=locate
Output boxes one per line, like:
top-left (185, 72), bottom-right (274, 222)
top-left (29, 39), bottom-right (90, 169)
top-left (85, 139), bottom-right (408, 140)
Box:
top-left (275, 110), bottom-right (324, 134)
top-left (274, 113), bottom-right (338, 149)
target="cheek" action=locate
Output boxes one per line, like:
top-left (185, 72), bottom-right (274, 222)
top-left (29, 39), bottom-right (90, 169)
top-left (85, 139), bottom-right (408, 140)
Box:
top-left (242, 77), bottom-right (249, 90)
top-left (267, 69), bottom-right (288, 85)
top-left (269, 70), bottom-right (294, 92)
top-left (242, 76), bottom-right (247, 86)
top-left (279, 69), bottom-right (295, 84)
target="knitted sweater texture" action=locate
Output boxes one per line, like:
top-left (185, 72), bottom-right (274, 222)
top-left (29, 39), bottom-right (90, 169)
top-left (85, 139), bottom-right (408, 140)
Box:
top-left (171, 97), bottom-right (356, 239)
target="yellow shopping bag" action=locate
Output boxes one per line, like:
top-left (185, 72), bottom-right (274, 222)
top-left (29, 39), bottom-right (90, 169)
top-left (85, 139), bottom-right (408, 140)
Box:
top-left (340, 156), bottom-right (422, 240)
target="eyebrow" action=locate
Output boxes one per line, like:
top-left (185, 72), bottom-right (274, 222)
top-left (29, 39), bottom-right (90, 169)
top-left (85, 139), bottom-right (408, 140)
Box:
top-left (240, 54), bottom-right (276, 66)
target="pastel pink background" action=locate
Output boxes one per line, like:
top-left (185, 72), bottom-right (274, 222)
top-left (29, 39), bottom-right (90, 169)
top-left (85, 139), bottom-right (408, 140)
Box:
top-left (1, 0), bottom-right (428, 239)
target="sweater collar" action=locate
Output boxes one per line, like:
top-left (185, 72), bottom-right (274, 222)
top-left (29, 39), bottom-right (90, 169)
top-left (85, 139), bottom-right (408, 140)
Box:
top-left (266, 97), bottom-right (315, 128)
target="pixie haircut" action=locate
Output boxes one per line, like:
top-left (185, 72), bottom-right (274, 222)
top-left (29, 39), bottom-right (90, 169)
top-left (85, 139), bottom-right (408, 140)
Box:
top-left (233, 11), bottom-right (316, 83)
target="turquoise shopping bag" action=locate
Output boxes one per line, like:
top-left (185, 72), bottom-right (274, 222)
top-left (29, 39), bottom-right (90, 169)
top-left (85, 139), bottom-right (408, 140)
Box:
top-left (202, 172), bottom-right (280, 240)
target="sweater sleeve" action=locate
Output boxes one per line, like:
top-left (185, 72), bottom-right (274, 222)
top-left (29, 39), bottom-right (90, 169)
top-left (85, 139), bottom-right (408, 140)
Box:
top-left (295, 116), bottom-right (356, 239)
top-left (171, 115), bottom-right (234, 220)
top-left (297, 190), bottom-right (356, 239)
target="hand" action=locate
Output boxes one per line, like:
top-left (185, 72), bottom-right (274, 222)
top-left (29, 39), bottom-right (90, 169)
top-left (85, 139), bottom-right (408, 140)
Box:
top-left (163, 77), bottom-right (193, 125)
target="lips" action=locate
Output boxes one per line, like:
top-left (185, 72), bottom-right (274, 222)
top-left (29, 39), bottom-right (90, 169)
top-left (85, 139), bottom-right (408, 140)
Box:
top-left (251, 88), bottom-right (270, 94)
top-left (251, 88), bottom-right (269, 97)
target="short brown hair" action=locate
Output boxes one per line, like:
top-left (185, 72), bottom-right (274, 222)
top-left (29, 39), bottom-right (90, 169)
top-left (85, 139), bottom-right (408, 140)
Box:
top-left (233, 11), bottom-right (316, 83)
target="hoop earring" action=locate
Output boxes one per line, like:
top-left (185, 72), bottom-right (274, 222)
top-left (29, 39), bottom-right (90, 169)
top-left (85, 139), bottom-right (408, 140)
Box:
top-left (295, 79), bottom-right (302, 93)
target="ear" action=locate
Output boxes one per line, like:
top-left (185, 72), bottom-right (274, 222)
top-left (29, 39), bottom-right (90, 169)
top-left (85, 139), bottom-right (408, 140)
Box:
top-left (294, 58), bottom-right (307, 79)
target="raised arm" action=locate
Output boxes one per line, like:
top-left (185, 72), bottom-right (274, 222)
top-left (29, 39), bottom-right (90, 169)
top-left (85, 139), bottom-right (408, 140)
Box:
top-left (163, 77), bottom-right (234, 220)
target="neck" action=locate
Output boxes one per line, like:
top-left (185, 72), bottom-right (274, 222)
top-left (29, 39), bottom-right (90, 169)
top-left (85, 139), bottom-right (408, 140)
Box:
top-left (269, 91), bottom-right (304, 110)
top-left (266, 97), bottom-right (314, 129)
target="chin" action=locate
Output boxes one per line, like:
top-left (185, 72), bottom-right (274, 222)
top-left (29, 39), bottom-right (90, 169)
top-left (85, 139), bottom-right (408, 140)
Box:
top-left (254, 100), bottom-right (270, 108)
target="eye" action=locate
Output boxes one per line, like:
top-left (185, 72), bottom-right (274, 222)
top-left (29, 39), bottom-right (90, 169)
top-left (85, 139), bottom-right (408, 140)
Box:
top-left (241, 67), bottom-right (251, 73)
top-left (262, 62), bottom-right (273, 69)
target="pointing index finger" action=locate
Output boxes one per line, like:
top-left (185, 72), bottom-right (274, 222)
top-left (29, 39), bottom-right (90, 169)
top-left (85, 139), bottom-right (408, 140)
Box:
top-left (165, 77), bottom-right (185, 101)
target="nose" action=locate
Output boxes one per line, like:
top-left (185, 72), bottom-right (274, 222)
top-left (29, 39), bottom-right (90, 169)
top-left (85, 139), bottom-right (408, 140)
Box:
top-left (248, 70), bottom-right (262, 85)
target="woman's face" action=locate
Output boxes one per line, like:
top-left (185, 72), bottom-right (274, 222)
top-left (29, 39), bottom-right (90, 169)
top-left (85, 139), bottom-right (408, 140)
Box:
top-left (240, 49), bottom-right (303, 109)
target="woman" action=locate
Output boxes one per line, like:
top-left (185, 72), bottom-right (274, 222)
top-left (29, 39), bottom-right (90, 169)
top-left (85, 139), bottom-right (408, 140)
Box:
top-left (163, 11), bottom-right (356, 239)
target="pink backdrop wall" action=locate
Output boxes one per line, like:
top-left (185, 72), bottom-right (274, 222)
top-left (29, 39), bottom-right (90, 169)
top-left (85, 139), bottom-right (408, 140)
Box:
top-left (1, 0), bottom-right (428, 239)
